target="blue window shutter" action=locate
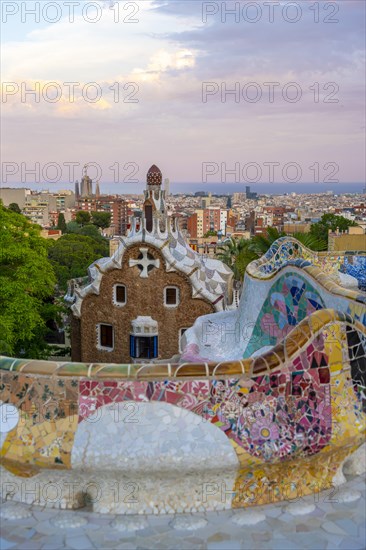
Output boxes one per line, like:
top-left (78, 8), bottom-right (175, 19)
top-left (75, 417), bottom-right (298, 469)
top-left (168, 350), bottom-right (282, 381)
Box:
top-left (130, 336), bottom-right (135, 358)
top-left (153, 336), bottom-right (158, 358)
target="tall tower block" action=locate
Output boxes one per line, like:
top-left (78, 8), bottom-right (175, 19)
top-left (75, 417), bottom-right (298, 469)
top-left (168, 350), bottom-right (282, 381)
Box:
top-left (80, 165), bottom-right (93, 197)
top-left (95, 181), bottom-right (101, 198)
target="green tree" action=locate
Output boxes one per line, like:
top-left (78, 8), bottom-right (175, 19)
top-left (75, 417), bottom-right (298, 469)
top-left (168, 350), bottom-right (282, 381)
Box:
top-left (217, 238), bottom-right (257, 281)
top-left (250, 227), bottom-right (327, 256)
top-left (310, 214), bottom-right (358, 245)
top-left (75, 210), bottom-right (91, 226)
top-left (66, 221), bottom-right (104, 241)
top-left (203, 230), bottom-right (217, 238)
top-left (57, 212), bottom-right (67, 234)
top-left (65, 221), bottom-right (80, 234)
top-left (48, 234), bottom-right (109, 290)
top-left (217, 228), bottom-right (327, 282)
top-left (249, 227), bottom-right (285, 257)
top-left (0, 204), bottom-right (58, 358)
top-left (291, 232), bottom-right (327, 251)
top-left (8, 202), bottom-right (21, 214)
top-left (91, 211), bottom-right (111, 229)
top-left (79, 224), bottom-right (104, 241)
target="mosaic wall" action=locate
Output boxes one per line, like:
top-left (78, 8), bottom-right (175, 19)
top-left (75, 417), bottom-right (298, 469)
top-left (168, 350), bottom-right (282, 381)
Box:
top-left (341, 255), bottom-right (366, 291)
top-left (247, 237), bottom-right (366, 285)
top-left (244, 273), bottom-right (325, 357)
top-left (248, 238), bottom-right (317, 278)
top-left (182, 238), bottom-right (366, 363)
top-left (0, 310), bottom-right (365, 510)
top-left (250, 237), bottom-right (366, 278)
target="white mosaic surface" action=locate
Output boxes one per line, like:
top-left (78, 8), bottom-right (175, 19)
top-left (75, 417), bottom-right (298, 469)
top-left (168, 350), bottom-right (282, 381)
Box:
top-left (0, 466), bottom-right (238, 514)
top-left (183, 261), bottom-right (363, 361)
top-left (1, 473), bottom-right (365, 549)
top-left (72, 402), bottom-right (239, 472)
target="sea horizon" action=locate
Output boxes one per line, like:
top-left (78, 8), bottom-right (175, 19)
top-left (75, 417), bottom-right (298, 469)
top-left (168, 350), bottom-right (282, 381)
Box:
top-left (2, 181), bottom-right (366, 196)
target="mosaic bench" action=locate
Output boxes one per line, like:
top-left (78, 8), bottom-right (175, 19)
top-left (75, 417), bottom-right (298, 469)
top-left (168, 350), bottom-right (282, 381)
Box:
top-left (182, 238), bottom-right (366, 362)
top-left (1, 309), bottom-right (365, 514)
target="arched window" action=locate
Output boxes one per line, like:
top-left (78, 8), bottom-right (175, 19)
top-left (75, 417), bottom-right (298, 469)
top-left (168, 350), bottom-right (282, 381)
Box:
top-left (97, 324), bottom-right (114, 350)
top-left (145, 204), bottom-right (153, 232)
top-left (179, 328), bottom-right (189, 352)
top-left (113, 284), bottom-right (126, 306)
top-left (164, 286), bottom-right (179, 307)
top-left (130, 316), bottom-right (158, 360)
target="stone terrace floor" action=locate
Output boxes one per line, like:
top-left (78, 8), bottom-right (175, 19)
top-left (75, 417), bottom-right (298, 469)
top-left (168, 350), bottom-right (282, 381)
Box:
top-left (1, 473), bottom-right (365, 550)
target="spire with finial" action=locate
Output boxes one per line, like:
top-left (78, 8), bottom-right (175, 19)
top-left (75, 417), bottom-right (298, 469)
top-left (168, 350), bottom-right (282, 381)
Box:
top-left (95, 180), bottom-right (101, 198)
top-left (147, 165), bottom-right (162, 187)
top-left (143, 164), bottom-right (166, 232)
top-left (80, 164), bottom-right (93, 197)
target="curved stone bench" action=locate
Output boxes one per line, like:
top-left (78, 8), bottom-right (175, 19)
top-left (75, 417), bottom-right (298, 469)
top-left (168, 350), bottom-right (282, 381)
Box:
top-left (182, 238), bottom-right (366, 362)
top-left (1, 309), bottom-right (365, 513)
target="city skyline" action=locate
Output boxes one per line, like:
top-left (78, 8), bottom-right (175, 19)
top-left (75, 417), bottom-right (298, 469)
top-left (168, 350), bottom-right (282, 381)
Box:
top-left (2, 180), bottom-right (366, 196)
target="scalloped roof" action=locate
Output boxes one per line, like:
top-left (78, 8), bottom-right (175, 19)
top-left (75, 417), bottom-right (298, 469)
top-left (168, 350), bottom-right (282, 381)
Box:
top-left (66, 217), bottom-right (234, 317)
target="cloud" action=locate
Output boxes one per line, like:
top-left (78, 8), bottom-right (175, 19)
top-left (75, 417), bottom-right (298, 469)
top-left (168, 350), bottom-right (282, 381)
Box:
top-left (1, 0), bottom-right (365, 183)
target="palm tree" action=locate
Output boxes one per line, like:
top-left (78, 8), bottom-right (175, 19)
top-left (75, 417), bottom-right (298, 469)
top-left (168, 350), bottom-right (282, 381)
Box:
top-left (217, 230), bottom-right (327, 281)
top-left (217, 238), bottom-right (257, 281)
top-left (291, 232), bottom-right (327, 251)
top-left (250, 227), bottom-right (327, 256)
top-left (249, 227), bottom-right (285, 257)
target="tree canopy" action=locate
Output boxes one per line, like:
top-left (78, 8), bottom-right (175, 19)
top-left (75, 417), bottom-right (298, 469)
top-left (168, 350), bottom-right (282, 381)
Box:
top-left (250, 227), bottom-right (327, 256)
top-left (0, 203), bottom-right (58, 358)
top-left (310, 213), bottom-right (358, 245)
top-left (75, 210), bottom-right (91, 225)
top-left (8, 202), bottom-right (21, 214)
top-left (48, 234), bottom-right (109, 290)
top-left (91, 211), bottom-right (111, 229)
top-left (65, 221), bottom-right (105, 241)
top-left (57, 212), bottom-right (67, 233)
top-left (217, 238), bottom-right (257, 281)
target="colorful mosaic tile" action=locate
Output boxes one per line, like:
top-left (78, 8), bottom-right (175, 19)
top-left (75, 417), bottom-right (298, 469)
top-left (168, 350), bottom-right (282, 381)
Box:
top-left (342, 255), bottom-right (366, 290)
top-left (248, 237), bottom-right (366, 295)
top-left (0, 238), bottom-right (365, 512)
top-left (0, 313), bottom-right (364, 505)
top-left (244, 273), bottom-right (325, 357)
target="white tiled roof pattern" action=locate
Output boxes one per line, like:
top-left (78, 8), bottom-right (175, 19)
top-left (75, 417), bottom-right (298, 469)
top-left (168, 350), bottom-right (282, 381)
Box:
top-left (67, 217), bottom-right (233, 317)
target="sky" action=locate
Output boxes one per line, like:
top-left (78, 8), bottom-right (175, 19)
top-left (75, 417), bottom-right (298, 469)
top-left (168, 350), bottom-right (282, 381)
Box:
top-left (1, 0), bottom-right (365, 192)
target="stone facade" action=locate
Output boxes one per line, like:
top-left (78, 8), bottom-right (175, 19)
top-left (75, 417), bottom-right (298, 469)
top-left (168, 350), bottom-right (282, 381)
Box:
top-left (72, 243), bottom-right (214, 362)
top-left (328, 229), bottom-right (366, 251)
